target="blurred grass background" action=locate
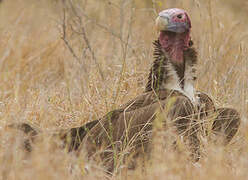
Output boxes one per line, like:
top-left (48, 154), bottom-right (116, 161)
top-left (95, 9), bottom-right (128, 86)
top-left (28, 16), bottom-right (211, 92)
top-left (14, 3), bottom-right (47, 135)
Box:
top-left (0, 0), bottom-right (247, 179)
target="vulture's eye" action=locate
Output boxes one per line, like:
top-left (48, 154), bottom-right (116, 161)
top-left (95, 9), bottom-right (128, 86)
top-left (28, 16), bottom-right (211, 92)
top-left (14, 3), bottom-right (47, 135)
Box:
top-left (177, 14), bottom-right (183, 19)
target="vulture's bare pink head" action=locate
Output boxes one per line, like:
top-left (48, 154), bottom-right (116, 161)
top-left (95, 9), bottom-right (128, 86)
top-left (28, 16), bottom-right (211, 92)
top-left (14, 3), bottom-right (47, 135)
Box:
top-left (156, 8), bottom-right (191, 64)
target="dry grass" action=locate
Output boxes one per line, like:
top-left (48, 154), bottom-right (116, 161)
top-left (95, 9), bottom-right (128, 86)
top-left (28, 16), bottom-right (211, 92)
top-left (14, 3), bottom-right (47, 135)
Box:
top-left (0, 0), bottom-right (247, 179)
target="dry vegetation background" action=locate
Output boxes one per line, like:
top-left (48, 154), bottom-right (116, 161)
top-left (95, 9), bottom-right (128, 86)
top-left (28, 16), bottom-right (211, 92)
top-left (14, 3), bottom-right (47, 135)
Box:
top-left (0, 0), bottom-right (247, 179)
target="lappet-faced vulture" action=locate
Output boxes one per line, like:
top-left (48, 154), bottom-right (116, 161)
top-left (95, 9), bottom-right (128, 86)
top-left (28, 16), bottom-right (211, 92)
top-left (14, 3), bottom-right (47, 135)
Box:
top-left (11, 8), bottom-right (240, 172)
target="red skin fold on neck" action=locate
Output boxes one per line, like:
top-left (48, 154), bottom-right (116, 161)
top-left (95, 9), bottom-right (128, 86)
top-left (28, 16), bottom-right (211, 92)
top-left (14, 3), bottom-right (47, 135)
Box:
top-left (159, 31), bottom-right (191, 64)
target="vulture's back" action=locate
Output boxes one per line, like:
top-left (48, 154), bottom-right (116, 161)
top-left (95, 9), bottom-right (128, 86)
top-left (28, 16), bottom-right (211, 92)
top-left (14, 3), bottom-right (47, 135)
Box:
top-left (79, 90), bottom-right (194, 169)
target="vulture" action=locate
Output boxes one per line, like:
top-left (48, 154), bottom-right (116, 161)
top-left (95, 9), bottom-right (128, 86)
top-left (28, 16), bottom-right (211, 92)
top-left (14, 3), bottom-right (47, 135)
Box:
top-left (10, 8), bottom-right (240, 172)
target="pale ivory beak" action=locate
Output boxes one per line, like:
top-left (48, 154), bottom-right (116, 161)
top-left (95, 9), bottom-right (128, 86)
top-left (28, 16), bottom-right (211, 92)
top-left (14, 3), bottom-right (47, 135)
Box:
top-left (155, 16), bottom-right (169, 31)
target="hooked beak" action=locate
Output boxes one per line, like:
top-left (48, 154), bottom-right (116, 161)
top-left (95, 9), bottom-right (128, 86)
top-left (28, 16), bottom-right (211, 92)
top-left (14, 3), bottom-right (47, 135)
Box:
top-left (155, 15), bottom-right (169, 32)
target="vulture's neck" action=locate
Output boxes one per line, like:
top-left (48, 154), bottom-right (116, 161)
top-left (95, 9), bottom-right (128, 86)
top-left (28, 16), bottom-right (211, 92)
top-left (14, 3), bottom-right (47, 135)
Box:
top-left (145, 31), bottom-right (197, 102)
top-left (159, 31), bottom-right (191, 64)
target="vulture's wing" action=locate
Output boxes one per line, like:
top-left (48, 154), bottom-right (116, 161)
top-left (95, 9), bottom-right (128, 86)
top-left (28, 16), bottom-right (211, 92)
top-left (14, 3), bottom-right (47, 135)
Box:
top-left (68, 90), bottom-right (195, 158)
top-left (64, 89), bottom-right (188, 152)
